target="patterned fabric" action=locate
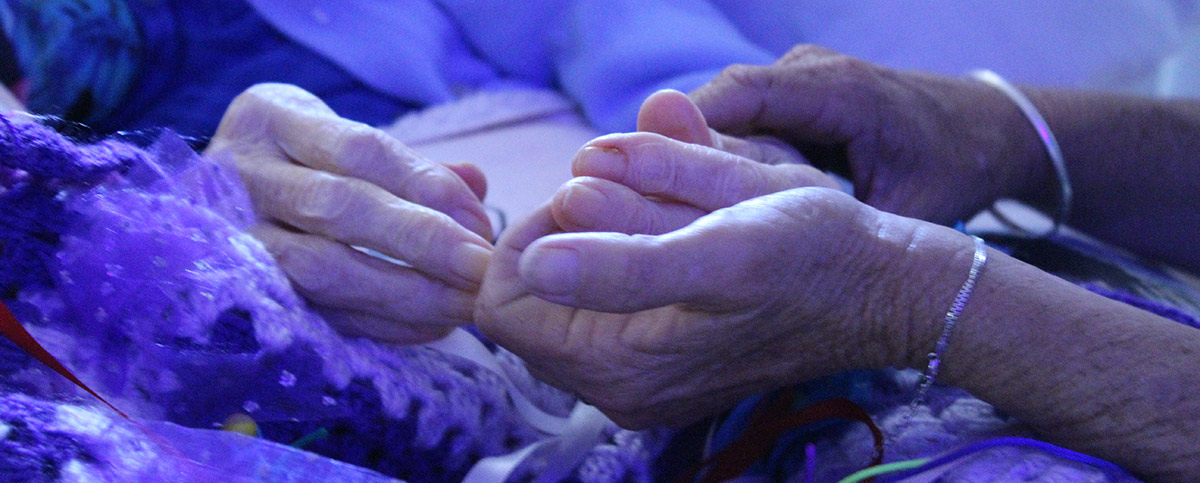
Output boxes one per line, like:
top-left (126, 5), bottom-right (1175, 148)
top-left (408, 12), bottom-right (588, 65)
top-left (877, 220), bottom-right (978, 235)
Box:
top-left (677, 232), bottom-right (1199, 482)
top-left (0, 115), bottom-right (666, 481)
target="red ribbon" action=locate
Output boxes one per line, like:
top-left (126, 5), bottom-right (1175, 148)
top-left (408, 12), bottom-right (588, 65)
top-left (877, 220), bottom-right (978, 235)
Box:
top-left (678, 392), bottom-right (884, 483)
top-left (0, 298), bottom-right (128, 418)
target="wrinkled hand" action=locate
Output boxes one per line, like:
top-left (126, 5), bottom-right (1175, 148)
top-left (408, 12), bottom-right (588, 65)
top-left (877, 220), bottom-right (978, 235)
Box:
top-left (476, 186), bottom-right (918, 429)
top-left (690, 45), bottom-right (1055, 225)
top-left (475, 92), bottom-right (907, 428)
top-left (550, 89), bottom-right (839, 235)
top-left (205, 84), bottom-right (493, 343)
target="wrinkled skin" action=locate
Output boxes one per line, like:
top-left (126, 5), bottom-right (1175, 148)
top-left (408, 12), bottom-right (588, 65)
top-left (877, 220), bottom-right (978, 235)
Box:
top-left (690, 44), bottom-right (1055, 225)
top-left (206, 84), bottom-right (493, 343)
top-left (475, 90), bottom-right (924, 428)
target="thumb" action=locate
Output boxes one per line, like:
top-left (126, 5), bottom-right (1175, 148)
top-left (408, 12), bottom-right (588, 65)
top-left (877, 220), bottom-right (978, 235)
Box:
top-left (516, 215), bottom-right (755, 313)
top-left (638, 89), bottom-right (816, 169)
top-left (636, 89), bottom-right (715, 147)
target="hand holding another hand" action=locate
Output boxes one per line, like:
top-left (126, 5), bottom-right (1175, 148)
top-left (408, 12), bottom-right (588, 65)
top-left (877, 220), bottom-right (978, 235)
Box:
top-left (475, 91), bottom-right (944, 428)
top-left (205, 84), bottom-right (493, 343)
top-left (691, 45), bottom-right (1056, 225)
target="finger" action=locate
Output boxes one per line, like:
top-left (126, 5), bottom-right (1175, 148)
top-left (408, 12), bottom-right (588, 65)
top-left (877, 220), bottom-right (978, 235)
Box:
top-left (443, 161), bottom-right (488, 202)
top-left (636, 89), bottom-right (807, 167)
top-left (516, 204), bottom-right (777, 313)
top-left (571, 133), bottom-right (837, 212)
top-left (251, 223), bottom-right (477, 326)
top-left (314, 306), bottom-right (454, 344)
top-left (550, 176), bottom-right (704, 235)
top-left (240, 161), bottom-right (492, 289)
top-left (687, 62), bottom-right (780, 135)
top-left (688, 45), bottom-right (865, 143)
top-left (474, 202), bottom-right (570, 351)
top-left (636, 89), bottom-right (714, 147)
top-left (714, 134), bottom-right (812, 167)
top-left (517, 187), bottom-right (858, 313)
top-left (221, 84), bottom-right (492, 240)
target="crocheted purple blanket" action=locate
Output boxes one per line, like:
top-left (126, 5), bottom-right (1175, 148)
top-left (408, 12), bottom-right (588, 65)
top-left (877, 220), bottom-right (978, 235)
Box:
top-left (0, 115), bottom-right (663, 481)
top-left (5, 114), bottom-right (1190, 482)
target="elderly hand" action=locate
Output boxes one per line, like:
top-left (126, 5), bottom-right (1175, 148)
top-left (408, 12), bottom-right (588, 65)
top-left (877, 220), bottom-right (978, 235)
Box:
top-left (205, 84), bottom-right (493, 343)
top-left (550, 89), bottom-right (839, 235)
top-left (476, 183), bottom-right (949, 429)
top-left (689, 45), bottom-right (1057, 225)
top-left (474, 91), bottom-right (928, 428)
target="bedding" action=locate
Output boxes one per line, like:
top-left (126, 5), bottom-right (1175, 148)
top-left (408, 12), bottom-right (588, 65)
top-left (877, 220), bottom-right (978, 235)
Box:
top-left (5, 90), bottom-right (1199, 481)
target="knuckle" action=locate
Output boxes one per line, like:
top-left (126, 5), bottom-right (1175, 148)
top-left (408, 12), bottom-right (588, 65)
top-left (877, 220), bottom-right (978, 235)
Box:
top-left (405, 164), bottom-right (464, 210)
top-left (640, 156), bottom-right (678, 195)
top-left (386, 206), bottom-right (455, 262)
top-left (228, 84), bottom-right (278, 115)
top-left (717, 158), bottom-right (769, 204)
top-left (233, 83), bottom-right (320, 118)
top-left (716, 63), bottom-right (769, 91)
top-left (778, 44), bottom-right (873, 87)
top-left (292, 173), bottom-right (360, 224)
top-left (215, 85), bottom-right (286, 139)
top-left (775, 187), bottom-right (858, 226)
top-left (779, 44), bottom-right (833, 64)
top-left (625, 138), bottom-right (682, 194)
top-left (832, 57), bottom-right (878, 88)
top-left (638, 201), bottom-right (671, 235)
top-left (329, 123), bottom-right (392, 174)
top-left (616, 201), bottom-right (655, 236)
top-left (252, 83), bottom-right (329, 115)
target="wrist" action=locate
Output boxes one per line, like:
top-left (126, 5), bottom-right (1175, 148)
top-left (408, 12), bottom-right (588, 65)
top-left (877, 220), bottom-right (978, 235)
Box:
top-left (858, 214), bottom-right (990, 372)
top-left (975, 80), bottom-right (1063, 215)
top-left (828, 207), bottom-right (988, 372)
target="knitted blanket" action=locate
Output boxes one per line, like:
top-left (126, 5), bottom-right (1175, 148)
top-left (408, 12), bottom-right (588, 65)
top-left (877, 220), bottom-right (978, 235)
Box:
top-left (4, 113), bottom-right (1194, 481)
top-left (0, 115), bottom-right (664, 482)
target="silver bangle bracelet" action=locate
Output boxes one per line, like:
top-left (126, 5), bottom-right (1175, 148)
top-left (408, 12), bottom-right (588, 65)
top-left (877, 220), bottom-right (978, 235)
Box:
top-left (970, 69), bottom-right (1072, 238)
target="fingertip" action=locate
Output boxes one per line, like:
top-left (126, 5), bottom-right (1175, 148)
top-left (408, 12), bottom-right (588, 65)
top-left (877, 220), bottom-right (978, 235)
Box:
top-left (414, 166), bottom-right (493, 241)
top-left (637, 89), bottom-right (714, 147)
top-left (571, 145), bottom-right (627, 181)
top-left (550, 178), bottom-right (611, 232)
top-left (443, 161), bottom-right (488, 202)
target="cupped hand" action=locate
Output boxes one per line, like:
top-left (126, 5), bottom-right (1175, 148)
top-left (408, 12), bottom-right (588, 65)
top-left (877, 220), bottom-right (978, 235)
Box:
top-left (689, 45), bottom-right (1055, 225)
top-left (475, 90), bottom-right (921, 428)
top-left (204, 84), bottom-right (493, 343)
top-left (476, 184), bottom-right (929, 428)
top-left (550, 89), bottom-right (839, 235)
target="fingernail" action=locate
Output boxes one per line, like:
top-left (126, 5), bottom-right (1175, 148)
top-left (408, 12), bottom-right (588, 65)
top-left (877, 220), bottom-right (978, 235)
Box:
top-left (450, 243), bottom-right (491, 284)
top-left (560, 182), bottom-right (607, 221)
top-left (519, 247), bottom-right (580, 296)
top-left (576, 146), bottom-right (626, 181)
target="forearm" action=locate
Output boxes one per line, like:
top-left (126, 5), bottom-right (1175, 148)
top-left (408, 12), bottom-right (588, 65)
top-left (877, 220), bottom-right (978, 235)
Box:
top-left (1019, 89), bottom-right (1200, 272)
top-left (894, 227), bottom-right (1200, 481)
